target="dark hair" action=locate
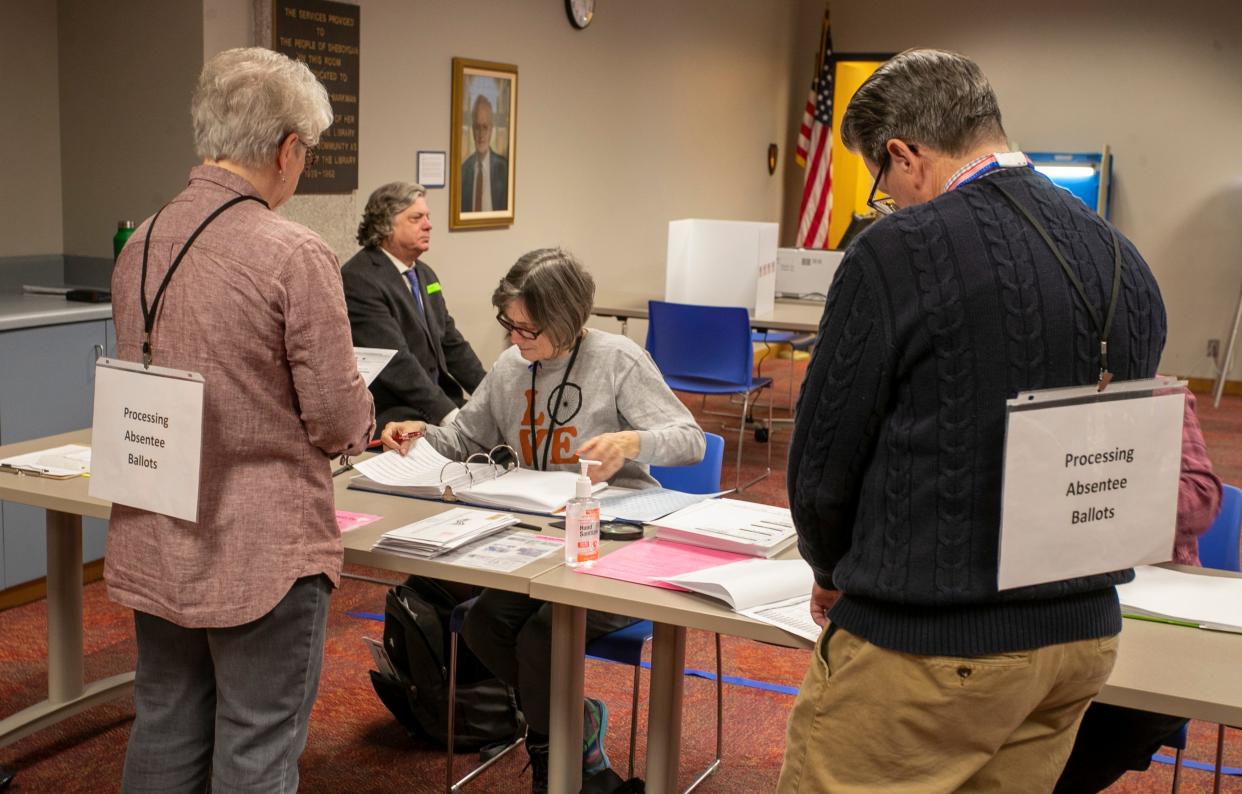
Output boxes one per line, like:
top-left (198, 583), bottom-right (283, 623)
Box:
top-left (357, 182), bottom-right (425, 248)
top-left (492, 248), bottom-right (595, 353)
top-left (840, 49), bottom-right (1007, 165)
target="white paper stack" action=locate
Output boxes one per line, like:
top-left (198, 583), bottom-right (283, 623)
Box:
top-left (1118, 565), bottom-right (1242, 633)
top-left (372, 507), bottom-right (518, 559)
top-left (653, 498), bottom-right (797, 558)
top-left (661, 558), bottom-right (819, 642)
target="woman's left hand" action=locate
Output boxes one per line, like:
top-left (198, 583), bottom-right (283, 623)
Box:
top-left (576, 431), bottom-right (640, 483)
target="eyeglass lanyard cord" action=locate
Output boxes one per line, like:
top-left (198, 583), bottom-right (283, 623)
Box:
top-left (528, 335), bottom-right (583, 471)
top-left (991, 181), bottom-right (1121, 389)
top-left (139, 194), bottom-right (267, 368)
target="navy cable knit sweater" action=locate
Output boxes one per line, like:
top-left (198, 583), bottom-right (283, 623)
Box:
top-left (789, 167), bottom-right (1166, 656)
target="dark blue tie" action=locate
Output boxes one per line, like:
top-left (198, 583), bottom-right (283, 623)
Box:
top-left (403, 268), bottom-right (426, 320)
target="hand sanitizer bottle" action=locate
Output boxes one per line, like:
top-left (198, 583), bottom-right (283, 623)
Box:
top-left (564, 458), bottom-right (601, 567)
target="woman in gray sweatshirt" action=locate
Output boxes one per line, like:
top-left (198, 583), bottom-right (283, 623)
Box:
top-left (381, 247), bottom-right (705, 790)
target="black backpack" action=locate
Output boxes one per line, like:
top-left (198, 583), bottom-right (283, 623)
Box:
top-left (369, 576), bottom-right (525, 750)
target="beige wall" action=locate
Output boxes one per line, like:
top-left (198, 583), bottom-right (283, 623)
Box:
top-left (209, 0), bottom-right (798, 362)
top-left (58, 0), bottom-right (202, 259)
top-left (793, 0), bottom-right (1242, 380)
top-left (0, 0), bottom-right (64, 257)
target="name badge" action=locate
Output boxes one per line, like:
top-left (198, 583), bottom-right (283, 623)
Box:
top-left (89, 357), bottom-right (205, 522)
top-left (997, 378), bottom-right (1185, 590)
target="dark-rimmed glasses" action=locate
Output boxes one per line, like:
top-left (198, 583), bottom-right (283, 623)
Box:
top-left (867, 158), bottom-right (897, 216)
top-left (496, 312), bottom-right (542, 340)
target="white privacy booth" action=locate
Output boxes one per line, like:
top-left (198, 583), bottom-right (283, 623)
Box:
top-left (665, 219), bottom-right (778, 314)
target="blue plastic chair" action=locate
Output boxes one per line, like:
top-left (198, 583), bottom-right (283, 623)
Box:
top-left (1160, 722), bottom-right (1189, 792)
top-left (646, 301), bottom-right (772, 491)
top-left (650, 433), bottom-right (724, 494)
top-left (584, 445), bottom-right (727, 791)
top-left (1192, 483), bottom-right (1242, 792)
top-left (1199, 483), bottom-right (1241, 573)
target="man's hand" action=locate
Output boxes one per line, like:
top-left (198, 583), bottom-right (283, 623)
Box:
top-left (380, 420), bottom-right (427, 456)
top-left (575, 431), bottom-right (640, 483)
top-left (809, 582), bottom-right (841, 628)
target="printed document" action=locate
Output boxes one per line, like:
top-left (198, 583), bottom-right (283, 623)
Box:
top-left (654, 499), bottom-right (796, 557)
top-left (434, 528), bottom-right (563, 572)
top-left (662, 558), bottom-right (820, 643)
top-left (0, 444), bottom-right (91, 478)
top-left (353, 347), bottom-right (397, 386)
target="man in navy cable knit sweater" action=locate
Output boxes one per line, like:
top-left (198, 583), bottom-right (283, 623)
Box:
top-left (778, 50), bottom-right (1166, 793)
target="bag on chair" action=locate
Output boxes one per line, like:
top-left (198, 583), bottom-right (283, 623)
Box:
top-left (369, 576), bottom-right (525, 750)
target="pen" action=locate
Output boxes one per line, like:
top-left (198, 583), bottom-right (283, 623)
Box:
top-left (393, 429), bottom-right (423, 444)
top-left (1122, 612), bottom-right (1199, 629)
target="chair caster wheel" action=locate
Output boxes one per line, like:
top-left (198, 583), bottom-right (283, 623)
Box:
top-left (755, 427), bottom-right (769, 443)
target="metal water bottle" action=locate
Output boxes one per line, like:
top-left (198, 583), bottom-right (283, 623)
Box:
top-left (113, 220), bottom-right (135, 260)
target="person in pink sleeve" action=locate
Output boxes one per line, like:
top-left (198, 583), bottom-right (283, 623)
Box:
top-left (105, 48), bottom-right (374, 793)
top-left (1055, 389), bottom-right (1223, 792)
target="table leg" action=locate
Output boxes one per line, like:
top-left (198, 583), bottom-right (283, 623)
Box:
top-left (47, 510), bottom-right (84, 702)
top-left (0, 509), bottom-right (134, 748)
top-left (645, 622), bottom-right (686, 794)
top-left (548, 603), bottom-right (586, 794)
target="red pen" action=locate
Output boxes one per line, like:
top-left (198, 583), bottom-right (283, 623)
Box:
top-left (393, 429), bottom-right (423, 444)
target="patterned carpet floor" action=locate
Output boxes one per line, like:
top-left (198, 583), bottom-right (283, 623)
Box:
top-left (0, 359), bottom-right (1239, 792)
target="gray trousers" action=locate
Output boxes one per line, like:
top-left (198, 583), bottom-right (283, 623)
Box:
top-left (460, 588), bottom-right (635, 736)
top-left (121, 575), bottom-right (332, 794)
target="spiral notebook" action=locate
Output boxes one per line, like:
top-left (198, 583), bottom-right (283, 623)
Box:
top-left (349, 439), bottom-right (602, 514)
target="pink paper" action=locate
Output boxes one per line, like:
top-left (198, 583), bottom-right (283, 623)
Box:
top-left (336, 510), bottom-right (381, 533)
top-left (576, 537), bottom-right (749, 590)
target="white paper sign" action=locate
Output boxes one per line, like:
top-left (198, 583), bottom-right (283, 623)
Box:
top-left (89, 358), bottom-right (205, 522)
top-left (353, 347), bottom-right (397, 386)
top-left (997, 383), bottom-right (1184, 590)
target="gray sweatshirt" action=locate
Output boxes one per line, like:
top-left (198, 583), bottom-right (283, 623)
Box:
top-left (423, 328), bottom-right (705, 489)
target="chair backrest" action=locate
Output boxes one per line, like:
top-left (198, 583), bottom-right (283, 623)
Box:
top-left (646, 300), bottom-right (754, 387)
top-left (1199, 483), bottom-right (1242, 573)
top-left (650, 432), bottom-right (724, 494)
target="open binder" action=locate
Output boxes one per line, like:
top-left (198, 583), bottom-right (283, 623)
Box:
top-left (349, 439), bottom-right (603, 515)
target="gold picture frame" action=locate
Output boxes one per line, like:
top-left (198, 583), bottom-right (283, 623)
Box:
top-left (450, 57), bottom-right (518, 230)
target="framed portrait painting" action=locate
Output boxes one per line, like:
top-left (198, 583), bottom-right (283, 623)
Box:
top-left (450, 58), bottom-right (517, 230)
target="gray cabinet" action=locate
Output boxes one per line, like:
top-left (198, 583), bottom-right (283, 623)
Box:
top-left (0, 320), bottom-right (110, 588)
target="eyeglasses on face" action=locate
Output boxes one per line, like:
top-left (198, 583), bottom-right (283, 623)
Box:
top-left (496, 312), bottom-right (542, 341)
top-left (867, 157), bottom-right (897, 217)
top-left (297, 137), bottom-right (318, 167)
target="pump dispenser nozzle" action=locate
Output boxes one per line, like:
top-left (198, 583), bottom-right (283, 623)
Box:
top-left (575, 458), bottom-right (601, 498)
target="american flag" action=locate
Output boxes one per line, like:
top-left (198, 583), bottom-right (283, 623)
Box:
top-left (795, 13), bottom-right (834, 249)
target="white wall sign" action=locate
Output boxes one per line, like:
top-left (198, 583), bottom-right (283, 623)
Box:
top-left (89, 358), bottom-right (205, 522)
top-left (997, 380), bottom-right (1185, 590)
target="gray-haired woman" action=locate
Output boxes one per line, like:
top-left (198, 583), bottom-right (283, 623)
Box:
top-left (107, 47), bottom-right (374, 792)
top-left (381, 248), bottom-right (705, 790)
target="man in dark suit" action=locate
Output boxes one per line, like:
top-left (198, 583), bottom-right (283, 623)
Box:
top-left (342, 182), bottom-right (486, 429)
top-left (460, 94), bottom-right (508, 212)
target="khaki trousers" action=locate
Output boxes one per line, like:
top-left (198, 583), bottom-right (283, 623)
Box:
top-left (778, 624), bottom-right (1119, 794)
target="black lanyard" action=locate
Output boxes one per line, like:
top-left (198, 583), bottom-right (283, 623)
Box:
top-left (528, 335), bottom-right (583, 470)
top-left (139, 194), bottom-right (267, 367)
top-left (992, 182), bottom-right (1121, 390)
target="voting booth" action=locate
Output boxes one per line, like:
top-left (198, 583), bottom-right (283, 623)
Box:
top-left (665, 219), bottom-right (777, 314)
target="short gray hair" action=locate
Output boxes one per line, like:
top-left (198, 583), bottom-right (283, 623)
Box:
top-left (840, 49), bottom-right (1007, 165)
top-left (192, 47), bottom-right (333, 169)
top-left (493, 248), bottom-right (595, 353)
top-left (357, 182), bottom-right (426, 248)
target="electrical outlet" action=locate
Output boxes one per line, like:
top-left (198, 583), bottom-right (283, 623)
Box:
top-left (1207, 339), bottom-right (1221, 359)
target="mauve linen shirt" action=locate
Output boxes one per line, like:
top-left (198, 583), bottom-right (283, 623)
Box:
top-left (105, 165), bottom-right (375, 628)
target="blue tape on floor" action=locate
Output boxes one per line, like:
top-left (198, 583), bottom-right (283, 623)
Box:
top-left (588, 657), bottom-right (800, 696)
top-left (348, 611), bottom-right (385, 622)
top-left (1150, 753), bottom-right (1242, 776)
